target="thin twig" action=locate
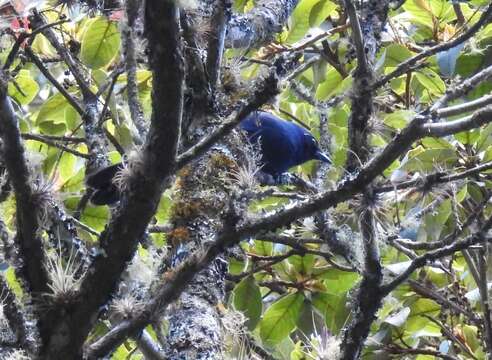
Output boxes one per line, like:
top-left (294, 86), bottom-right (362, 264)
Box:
top-left (374, 3), bottom-right (492, 89)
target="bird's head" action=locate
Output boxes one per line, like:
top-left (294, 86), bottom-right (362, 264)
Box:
top-left (302, 133), bottom-right (331, 164)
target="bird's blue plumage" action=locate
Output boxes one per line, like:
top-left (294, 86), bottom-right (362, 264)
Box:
top-left (87, 111), bottom-right (330, 205)
top-left (240, 111), bottom-right (330, 175)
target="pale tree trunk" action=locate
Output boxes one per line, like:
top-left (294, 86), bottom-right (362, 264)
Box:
top-left (161, 0), bottom-right (300, 357)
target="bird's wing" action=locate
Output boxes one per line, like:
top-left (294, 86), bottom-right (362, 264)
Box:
top-left (240, 114), bottom-right (263, 138)
top-left (86, 163), bottom-right (123, 189)
top-left (259, 125), bottom-right (299, 173)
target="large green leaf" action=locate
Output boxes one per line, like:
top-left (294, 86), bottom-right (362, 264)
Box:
top-left (36, 92), bottom-right (80, 135)
top-left (413, 69), bottom-right (446, 96)
top-left (287, 0), bottom-right (326, 44)
top-left (80, 17), bottom-right (121, 69)
top-left (315, 68), bottom-right (343, 100)
top-left (8, 69), bottom-right (39, 105)
top-left (384, 110), bottom-right (416, 129)
top-left (260, 292), bottom-right (305, 345)
top-left (233, 276), bottom-right (262, 330)
top-left (309, 0), bottom-right (337, 27)
top-left (312, 292), bottom-right (349, 333)
top-left (383, 44), bottom-right (415, 68)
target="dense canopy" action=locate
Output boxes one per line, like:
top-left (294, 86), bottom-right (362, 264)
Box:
top-left (0, 0), bottom-right (491, 359)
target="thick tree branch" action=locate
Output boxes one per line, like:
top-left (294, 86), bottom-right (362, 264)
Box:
top-left (206, 0), bottom-right (231, 88)
top-left (431, 64), bottom-right (492, 112)
top-left (437, 93), bottom-right (492, 118)
top-left (122, 0), bottom-right (147, 140)
top-left (424, 104), bottom-right (492, 136)
top-left (41, 1), bottom-right (184, 358)
top-left (134, 330), bottom-right (165, 360)
top-left (225, 0), bottom-right (299, 48)
top-left (0, 276), bottom-right (36, 353)
top-left (340, 3), bottom-right (389, 358)
top-left (0, 72), bottom-right (49, 296)
top-left (344, 0), bottom-right (380, 171)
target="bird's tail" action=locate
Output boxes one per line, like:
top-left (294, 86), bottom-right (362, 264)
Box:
top-left (86, 163), bottom-right (123, 205)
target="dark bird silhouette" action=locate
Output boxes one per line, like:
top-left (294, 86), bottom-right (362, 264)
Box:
top-left (240, 111), bottom-right (330, 176)
top-left (87, 111), bottom-right (330, 205)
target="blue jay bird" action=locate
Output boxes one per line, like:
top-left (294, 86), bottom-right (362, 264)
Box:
top-left (87, 111), bottom-right (330, 205)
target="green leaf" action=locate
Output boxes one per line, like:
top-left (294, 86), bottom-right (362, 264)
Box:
top-left (383, 44), bottom-right (415, 68)
top-left (8, 69), bottom-right (39, 105)
top-left (413, 69), bottom-right (446, 96)
top-left (384, 307), bottom-right (410, 327)
top-left (36, 92), bottom-right (80, 135)
top-left (312, 292), bottom-right (349, 333)
top-left (315, 68), bottom-right (343, 100)
top-left (61, 168), bottom-right (85, 193)
top-left (402, 0), bottom-right (435, 29)
top-left (383, 110), bottom-right (416, 129)
top-left (309, 0), bottom-right (337, 27)
top-left (58, 152), bottom-right (77, 181)
top-left (260, 292), bottom-right (305, 345)
top-left (288, 254), bottom-right (315, 275)
top-left (287, 0), bottom-right (322, 44)
top-left (475, 123), bottom-right (492, 152)
top-left (6, 267), bottom-right (23, 298)
top-left (233, 276), bottom-right (262, 330)
top-left (155, 190), bottom-right (173, 223)
top-left (65, 197), bottom-right (109, 232)
top-left (80, 17), bottom-right (121, 69)
top-left (454, 129), bottom-right (480, 145)
top-left (403, 147), bottom-right (457, 172)
top-left (420, 137), bottom-right (453, 149)
top-left (252, 240), bottom-right (273, 256)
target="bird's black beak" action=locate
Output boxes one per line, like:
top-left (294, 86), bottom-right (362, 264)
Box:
top-left (314, 150), bottom-right (331, 163)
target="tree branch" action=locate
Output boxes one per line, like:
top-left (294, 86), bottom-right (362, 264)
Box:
top-left (21, 133), bottom-right (90, 159)
top-left (437, 93), bottom-right (492, 118)
top-left (86, 81), bottom-right (492, 357)
top-left (0, 72), bottom-right (49, 296)
top-left (431, 64), bottom-right (492, 112)
top-left (373, 2), bottom-right (492, 89)
top-left (206, 0), bottom-right (231, 88)
top-left (0, 275), bottom-right (36, 353)
top-left (225, 0), bottom-right (299, 48)
top-left (424, 104), bottom-right (492, 136)
top-left (122, 0), bottom-right (147, 140)
top-left (382, 217), bottom-right (492, 295)
top-left (42, 1), bottom-right (185, 357)
top-left (29, 11), bottom-right (109, 173)
top-left (376, 159), bottom-right (492, 194)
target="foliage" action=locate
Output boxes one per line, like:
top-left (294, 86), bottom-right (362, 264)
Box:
top-left (0, 0), bottom-right (492, 359)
